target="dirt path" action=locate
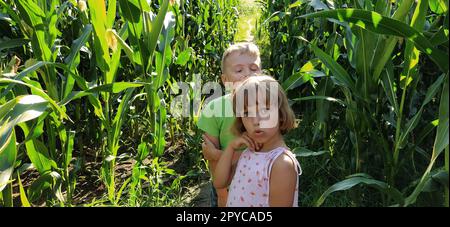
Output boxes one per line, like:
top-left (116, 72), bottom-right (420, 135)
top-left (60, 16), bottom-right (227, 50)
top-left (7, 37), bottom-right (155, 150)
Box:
top-left (246, 19), bottom-right (255, 41)
top-left (235, 0), bottom-right (260, 42)
top-left (187, 0), bottom-right (261, 207)
top-left (185, 180), bottom-right (212, 207)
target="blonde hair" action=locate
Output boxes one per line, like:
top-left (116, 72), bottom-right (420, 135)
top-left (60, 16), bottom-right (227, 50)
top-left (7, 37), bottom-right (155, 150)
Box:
top-left (231, 74), bottom-right (296, 136)
top-left (221, 42), bottom-right (261, 73)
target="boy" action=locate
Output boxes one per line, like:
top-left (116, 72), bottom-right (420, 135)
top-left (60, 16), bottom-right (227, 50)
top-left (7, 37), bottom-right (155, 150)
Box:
top-left (197, 42), bottom-right (262, 207)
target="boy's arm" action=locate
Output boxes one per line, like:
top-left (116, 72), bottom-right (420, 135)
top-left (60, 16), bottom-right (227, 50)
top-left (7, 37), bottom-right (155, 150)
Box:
top-left (198, 99), bottom-right (221, 160)
top-left (202, 134), bottom-right (221, 161)
top-left (203, 134), bottom-right (240, 164)
top-left (269, 154), bottom-right (297, 207)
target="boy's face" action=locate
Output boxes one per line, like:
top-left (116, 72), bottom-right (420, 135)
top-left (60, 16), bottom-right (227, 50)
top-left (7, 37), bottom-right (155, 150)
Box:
top-left (221, 52), bottom-right (261, 85)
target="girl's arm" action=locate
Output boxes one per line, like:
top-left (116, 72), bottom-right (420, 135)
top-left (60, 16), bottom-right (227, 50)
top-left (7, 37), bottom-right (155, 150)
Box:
top-left (214, 135), bottom-right (256, 189)
top-left (269, 153), bottom-right (298, 207)
top-left (213, 145), bottom-right (235, 189)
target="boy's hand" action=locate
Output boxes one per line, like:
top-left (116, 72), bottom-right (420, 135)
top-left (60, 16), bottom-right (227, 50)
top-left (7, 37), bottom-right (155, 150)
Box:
top-left (202, 135), bottom-right (221, 161)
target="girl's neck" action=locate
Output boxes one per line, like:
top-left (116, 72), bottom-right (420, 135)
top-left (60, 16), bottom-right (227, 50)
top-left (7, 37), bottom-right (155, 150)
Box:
top-left (258, 132), bottom-right (286, 152)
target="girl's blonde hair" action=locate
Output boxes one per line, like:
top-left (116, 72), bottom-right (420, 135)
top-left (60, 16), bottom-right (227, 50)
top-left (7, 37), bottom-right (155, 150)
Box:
top-left (231, 74), bottom-right (296, 136)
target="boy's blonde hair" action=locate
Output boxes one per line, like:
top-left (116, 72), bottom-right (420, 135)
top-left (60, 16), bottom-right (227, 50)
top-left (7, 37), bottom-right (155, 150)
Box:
top-left (221, 42), bottom-right (261, 73)
top-left (231, 75), bottom-right (296, 135)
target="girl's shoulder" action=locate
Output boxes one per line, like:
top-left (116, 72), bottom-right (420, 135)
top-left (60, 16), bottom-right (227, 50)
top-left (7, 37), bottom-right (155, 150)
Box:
top-left (270, 147), bottom-right (302, 175)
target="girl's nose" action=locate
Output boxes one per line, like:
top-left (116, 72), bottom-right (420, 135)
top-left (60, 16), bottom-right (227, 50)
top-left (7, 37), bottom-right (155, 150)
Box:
top-left (252, 114), bottom-right (260, 125)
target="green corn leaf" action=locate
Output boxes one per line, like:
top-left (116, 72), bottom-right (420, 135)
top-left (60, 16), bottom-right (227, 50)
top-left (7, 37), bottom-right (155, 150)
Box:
top-left (87, 0), bottom-right (110, 73)
top-left (316, 173), bottom-right (404, 206)
top-left (0, 95), bottom-right (50, 191)
top-left (106, 0), bottom-right (117, 28)
top-left (429, 26), bottom-right (450, 46)
top-left (110, 26), bottom-right (136, 65)
top-left (175, 48), bottom-right (193, 66)
top-left (59, 82), bottom-right (146, 106)
top-left (0, 128), bottom-right (16, 192)
top-left (16, 0), bottom-right (52, 62)
top-left (47, 1), bottom-right (58, 57)
top-left (145, 0), bottom-right (170, 72)
top-left (18, 114), bottom-right (46, 147)
top-left (311, 44), bottom-right (355, 90)
top-left (398, 0), bottom-right (428, 92)
top-left (22, 137), bottom-right (55, 175)
top-left (154, 11), bottom-right (175, 90)
top-left (0, 98), bottom-right (18, 121)
top-left (0, 95), bottom-right (49, 148)
top-left (118, 0), bottom-right (145, 67)
top-left (64, 131), bottom-right (75, 170)
top-left (0, 95), bottom-right (48, 125)
top-left (292, 147), bottom-right (329, 157)
top-left (282, 59), bottom-right (323, 91)
top-left (433, 75), bottom-right (449, 156)
top-left (398, 73), bottom-right (445, 148)
top-left (1, 61), bottom-right (53, 98)
top-left (137, 142), bottom-right (150, 162)
top-left (153, 97), bottom-right (167, 157)
top-left (374, 0), bottom-right (390, 16)
top-left (27, 171), bottom-right (63, 203)
top-left (416, 119), bottom-right (439, 145)
top-left (112, 88), bottom-right (135, 156)
top-left (371, 36), bottom-right (399, 81)
top-left (0, 0), bottom-right (27, 37)
top-left (119, 0), bottom-right (143, 23)
top-left (429, 0), bottom-right (448, 14)
top-left (380, 61), bottom-right (399, 116)
top-left (309, 0), bottom-right (328, 11)
top-left (293, 95), bottom-right (347, 107)
top-left (17, 171), bottom-right (31, 207)
top-left (405, 74), bottom-right (449, 206)
top-left (353, 26), bottom-right (375, 100)
top-left (63, 24), bottom-right (93, 98)
top-left (282, 72), bottom-right (308, 91)
top-left (0, 78), bottom-right (69, 121)
top-left (0, 38), bottom-right (29, 52)
top-left (289, 0), bottom-right (305, 9)
top-left (299, 9), bottom-right (449, 72)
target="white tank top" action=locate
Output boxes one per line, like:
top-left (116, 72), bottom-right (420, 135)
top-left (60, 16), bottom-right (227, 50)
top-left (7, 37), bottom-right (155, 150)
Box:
top-left (227, 147), bottom-right (302, 207)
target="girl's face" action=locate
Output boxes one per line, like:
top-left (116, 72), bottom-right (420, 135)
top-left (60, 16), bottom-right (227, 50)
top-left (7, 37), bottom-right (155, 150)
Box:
top-left (221, 52), bottom-right (261, 85)
top-left (241, 104), bottom-right (280, 144)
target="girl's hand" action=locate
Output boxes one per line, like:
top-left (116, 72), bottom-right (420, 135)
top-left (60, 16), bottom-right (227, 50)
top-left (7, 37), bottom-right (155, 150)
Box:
top-left (230, 133), bottom-right (262, 151)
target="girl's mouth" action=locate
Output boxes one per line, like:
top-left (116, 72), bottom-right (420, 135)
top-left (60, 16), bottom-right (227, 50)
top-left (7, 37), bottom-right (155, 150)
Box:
top-left (254, 129), bottom-right (264, 137)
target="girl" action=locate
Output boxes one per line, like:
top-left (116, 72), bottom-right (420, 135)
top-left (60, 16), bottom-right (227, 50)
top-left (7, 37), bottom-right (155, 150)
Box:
top-left (214, 75), bottom-right (302, 207)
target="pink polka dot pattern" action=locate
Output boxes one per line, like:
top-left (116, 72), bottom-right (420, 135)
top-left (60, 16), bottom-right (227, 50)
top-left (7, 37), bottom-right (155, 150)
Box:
top-left (226, 147), bottom-right (302, 207)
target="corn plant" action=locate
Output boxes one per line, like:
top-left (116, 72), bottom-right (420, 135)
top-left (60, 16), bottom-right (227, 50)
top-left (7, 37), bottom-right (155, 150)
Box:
top-left (260, 0), bottom-right (448, 206)
top-left (1, 0), bottom-right (238, 207)
top-left (0, 0), bottom-right (140, 206)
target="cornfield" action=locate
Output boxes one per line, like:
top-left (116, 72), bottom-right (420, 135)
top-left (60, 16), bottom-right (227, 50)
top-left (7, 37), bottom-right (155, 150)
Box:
top-left (0, 0), bottom-right (448, 207)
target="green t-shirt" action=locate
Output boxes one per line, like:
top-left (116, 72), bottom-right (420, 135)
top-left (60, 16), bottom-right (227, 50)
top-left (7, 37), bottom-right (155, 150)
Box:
top-left (197, 94), bottom-right (236, 150)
